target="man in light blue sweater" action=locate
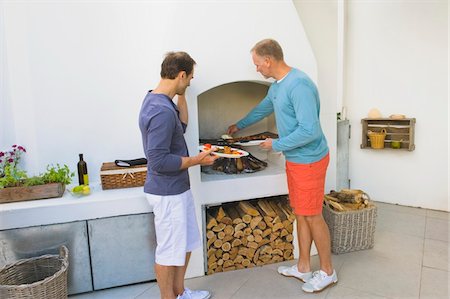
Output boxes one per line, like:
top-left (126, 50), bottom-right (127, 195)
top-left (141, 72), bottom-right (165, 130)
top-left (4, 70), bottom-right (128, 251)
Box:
top-left (228, 39), bottom-right (337, 293)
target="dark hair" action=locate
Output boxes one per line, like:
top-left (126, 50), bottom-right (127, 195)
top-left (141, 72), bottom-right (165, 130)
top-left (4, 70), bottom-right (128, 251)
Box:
top-left (160, 51), bottom-right (196, 79)
top-left (251, 39), bottom-right (284, 61)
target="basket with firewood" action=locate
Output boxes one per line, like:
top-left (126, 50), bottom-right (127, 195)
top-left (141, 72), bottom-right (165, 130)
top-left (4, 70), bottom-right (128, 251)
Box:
top-left (322, 189), bottom-right (377, 254)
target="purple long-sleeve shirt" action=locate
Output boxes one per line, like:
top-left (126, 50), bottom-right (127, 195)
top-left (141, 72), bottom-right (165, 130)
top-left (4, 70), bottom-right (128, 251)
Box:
top-left (139, 92), bottom-right (190, 195)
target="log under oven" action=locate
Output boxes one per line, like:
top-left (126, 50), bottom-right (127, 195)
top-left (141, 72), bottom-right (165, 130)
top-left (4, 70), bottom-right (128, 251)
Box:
top-left (204, 196), bottom-right (295, 274)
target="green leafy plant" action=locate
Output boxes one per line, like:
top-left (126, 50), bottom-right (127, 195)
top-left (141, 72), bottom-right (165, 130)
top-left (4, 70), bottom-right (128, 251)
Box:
top-left (41, 164), bottom-right (73, 185)
top-left (0, 164), bottom-right (74, 189)
top-left (0, 144), bottom-right (74, 189)
top-left (0, 165), bottom-right (28, 188)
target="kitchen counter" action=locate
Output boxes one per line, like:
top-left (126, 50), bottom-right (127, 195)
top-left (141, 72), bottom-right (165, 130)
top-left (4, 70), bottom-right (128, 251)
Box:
top-left (0, 185), bottom-right (151, 230)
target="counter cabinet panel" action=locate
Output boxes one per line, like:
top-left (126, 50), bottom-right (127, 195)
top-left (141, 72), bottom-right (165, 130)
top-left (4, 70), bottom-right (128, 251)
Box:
top-left (88, 213), bottom-right (157, 290)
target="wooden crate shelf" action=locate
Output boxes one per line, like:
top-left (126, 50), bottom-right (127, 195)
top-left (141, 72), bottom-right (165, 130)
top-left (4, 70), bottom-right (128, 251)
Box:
top-left (361, 118), bottom-right (416, 151)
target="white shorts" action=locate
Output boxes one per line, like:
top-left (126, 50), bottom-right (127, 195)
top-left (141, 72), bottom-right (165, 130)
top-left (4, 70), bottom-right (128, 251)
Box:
top-left (146, 189), bottom-right (202, 266)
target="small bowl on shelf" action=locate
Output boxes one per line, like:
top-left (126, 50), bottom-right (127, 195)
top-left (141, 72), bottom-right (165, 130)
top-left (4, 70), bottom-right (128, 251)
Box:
top-left (67, 185), bottom-right (91, 197)
top-left (391, 140), bottom-right (402, 149)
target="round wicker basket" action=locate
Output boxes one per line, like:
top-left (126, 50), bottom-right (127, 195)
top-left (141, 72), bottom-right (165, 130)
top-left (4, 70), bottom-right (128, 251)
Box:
top-left (0, 246), bottom-right (69, 299)
top-left (367, 128), bottom-right (387, 149)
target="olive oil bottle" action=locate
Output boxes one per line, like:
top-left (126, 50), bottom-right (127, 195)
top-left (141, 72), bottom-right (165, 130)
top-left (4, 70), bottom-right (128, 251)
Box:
top-left (77, 153), bottom-right (89, 185)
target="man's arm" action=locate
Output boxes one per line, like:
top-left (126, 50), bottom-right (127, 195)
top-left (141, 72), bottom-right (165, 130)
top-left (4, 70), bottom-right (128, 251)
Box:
top-left (180, 149), bottom-right (218, 169)
top-left (272, 83), bottom-right (321, 152)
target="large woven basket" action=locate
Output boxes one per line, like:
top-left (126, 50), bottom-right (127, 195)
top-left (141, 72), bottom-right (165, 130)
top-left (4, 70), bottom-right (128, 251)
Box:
top-left (0, 246), bottom-right (69, 299)
top-left (323, 202), bottom-right (377, 254)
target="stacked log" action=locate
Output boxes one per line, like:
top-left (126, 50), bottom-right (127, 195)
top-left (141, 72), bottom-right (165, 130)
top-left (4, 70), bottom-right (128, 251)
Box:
top-left (206, 196), bottom-right (295, 274)
top-left (324, 189), bottom-right (373, 211)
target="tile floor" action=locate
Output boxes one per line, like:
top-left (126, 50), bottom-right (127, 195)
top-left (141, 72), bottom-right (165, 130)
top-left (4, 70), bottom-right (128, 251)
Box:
top-left (70, 202), bottom-right (449, 299)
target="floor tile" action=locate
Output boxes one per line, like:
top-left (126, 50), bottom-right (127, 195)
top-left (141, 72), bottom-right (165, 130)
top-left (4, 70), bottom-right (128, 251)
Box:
top-left (427, 209), bottom-right (450, 221)
top-left (134, 283), bottom-right (161, 299)
top-left (69, 282), bottom-right (154, 299)
top-left (372, 230), bottom-right (424, 265)
top-left (184, 267), bottom-right (254, 299)
top-left (377, 208), bottom-right (426, 238)
top-left (229, 265), bottom-right (329, 299)
top-left (264, 254), bottom-right (346, 274)
top-left (423, 238), bottom-right (450, 271)
top-left (325, 285), bottom-right (389, 299)
top-left (425, 217), bottom-right (449, 242)
top-left (338, 252), bottom-right (421, 298)
top-left (420, 267), bottom-right (449, 299)
top-left (375, 201), bottom-right (427, 217)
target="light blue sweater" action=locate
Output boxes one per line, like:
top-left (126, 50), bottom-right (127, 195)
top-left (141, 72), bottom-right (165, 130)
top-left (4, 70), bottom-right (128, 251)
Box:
top-left (237, 68), bottom-right (328, 164)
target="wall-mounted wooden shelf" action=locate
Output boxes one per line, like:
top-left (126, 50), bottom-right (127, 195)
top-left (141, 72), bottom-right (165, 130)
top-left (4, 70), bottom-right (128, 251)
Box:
top-left (361, 118), bottom-right (416, 151)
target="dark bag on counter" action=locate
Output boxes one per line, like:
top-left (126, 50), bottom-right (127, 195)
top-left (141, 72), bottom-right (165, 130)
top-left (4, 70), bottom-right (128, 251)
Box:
top-left (114, 158), bottom-right (147, 167)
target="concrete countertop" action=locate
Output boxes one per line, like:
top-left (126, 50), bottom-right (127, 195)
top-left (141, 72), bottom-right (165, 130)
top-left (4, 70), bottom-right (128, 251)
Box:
top-left (0, 185), bottom-right (151, 230)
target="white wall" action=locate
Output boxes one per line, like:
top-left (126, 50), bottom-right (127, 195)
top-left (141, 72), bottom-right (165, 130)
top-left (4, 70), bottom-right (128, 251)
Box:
top-left (293, 1), bottom-right (341, 193)
top-left (345, 1), bottom-right (448, 211)
top-left (0, 1), bottom-right (319, 185)
top-left (0, 3), bottom-right (15, 148)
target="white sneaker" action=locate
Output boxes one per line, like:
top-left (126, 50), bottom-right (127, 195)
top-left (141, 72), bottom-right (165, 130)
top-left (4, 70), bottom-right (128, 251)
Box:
top-left (302, 270), bottom-right (338, 293)
top-left (177, 288), bottom-right (211, 299)
top-left (277, 265), bottom-right (312, 283)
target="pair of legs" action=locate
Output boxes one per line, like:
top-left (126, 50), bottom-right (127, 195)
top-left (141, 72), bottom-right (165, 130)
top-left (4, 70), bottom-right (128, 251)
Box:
top-left (285, 154), bottom-right (332, 275)
top-left (296, 213), bottom-right (333, 275)
top-left (147, 190), bottom-right (203, 299)
top-left (155, 252), bottom-right (191, 299)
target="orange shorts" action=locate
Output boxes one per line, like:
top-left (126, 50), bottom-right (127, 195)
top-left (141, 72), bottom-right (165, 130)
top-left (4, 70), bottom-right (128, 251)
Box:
top-left (286, 153), bottom-right (329, 216)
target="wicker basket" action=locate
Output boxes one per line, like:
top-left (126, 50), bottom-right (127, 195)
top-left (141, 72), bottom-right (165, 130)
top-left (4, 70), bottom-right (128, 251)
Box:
top-left (100, 162), bottom-right (147, 190)
top-left (0, 246), bottom-right (69, 299)
top-left (367, 129), bottom-right (387, 149)
top-left (323, 201), bottom-right (377, 254)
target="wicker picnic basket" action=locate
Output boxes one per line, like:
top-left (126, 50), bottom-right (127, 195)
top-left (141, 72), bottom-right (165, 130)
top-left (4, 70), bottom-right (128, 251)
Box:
top-left (0, 246), bottom-right (69, 299)
top-left (367, 128), bottom-right (387, 149)
top-left (323, 201), bottom-right (377, 254)
top-left (100, 162), bottom-right (147, 190)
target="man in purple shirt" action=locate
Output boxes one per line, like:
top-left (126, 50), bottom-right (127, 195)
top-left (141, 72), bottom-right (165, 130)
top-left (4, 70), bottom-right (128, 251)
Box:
top-left (139, 52), bottom-right (217, 299)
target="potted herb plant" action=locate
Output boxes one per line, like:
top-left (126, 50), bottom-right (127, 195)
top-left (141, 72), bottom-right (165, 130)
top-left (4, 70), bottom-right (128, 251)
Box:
top-left (0, 145), bottom-right (74, 203)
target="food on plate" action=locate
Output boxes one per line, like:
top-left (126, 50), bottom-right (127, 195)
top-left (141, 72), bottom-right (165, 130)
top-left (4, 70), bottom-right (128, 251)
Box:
top-left (202, 145), bottom-right (241, 155)
top-left (199, 145), bottom-right (248, 158)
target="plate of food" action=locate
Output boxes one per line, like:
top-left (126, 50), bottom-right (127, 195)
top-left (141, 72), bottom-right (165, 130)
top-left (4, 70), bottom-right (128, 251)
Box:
top-left (199, 144), bottom-right (249, 158)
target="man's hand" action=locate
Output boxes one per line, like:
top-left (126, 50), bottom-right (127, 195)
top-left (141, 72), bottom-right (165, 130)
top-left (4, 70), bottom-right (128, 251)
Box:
top-left (259, 138), bottom-right (273, 150)
top-left (195, 148), bottom-right (219, 166)
top-left (180, 147), bottom-right (219, 169)
top-left (227, 124), bottom-right (240, 135)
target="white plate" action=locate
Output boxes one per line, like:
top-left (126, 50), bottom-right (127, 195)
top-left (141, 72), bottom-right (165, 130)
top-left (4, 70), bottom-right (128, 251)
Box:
top-left (234, 140), bottom-right (265, 146)
top-left (198, 145), bottom-right (249, 158)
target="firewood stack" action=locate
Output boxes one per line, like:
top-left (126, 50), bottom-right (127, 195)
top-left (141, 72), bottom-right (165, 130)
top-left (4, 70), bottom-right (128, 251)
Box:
top-left (324, 189), bottom-right (374, 212)
top-left (206, 197), bottom-right (295, 274)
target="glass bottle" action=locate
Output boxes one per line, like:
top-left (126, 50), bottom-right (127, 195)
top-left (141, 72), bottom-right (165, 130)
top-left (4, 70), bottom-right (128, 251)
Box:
top-left (77, 154), bottom-right (89, 185)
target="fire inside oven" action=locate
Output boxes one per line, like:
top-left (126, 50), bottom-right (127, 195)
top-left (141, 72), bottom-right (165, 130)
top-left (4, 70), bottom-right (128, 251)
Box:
top-left (200, 132), bottom-right (277, 174)
top-left (198, 81), bottom-right (283, 176)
